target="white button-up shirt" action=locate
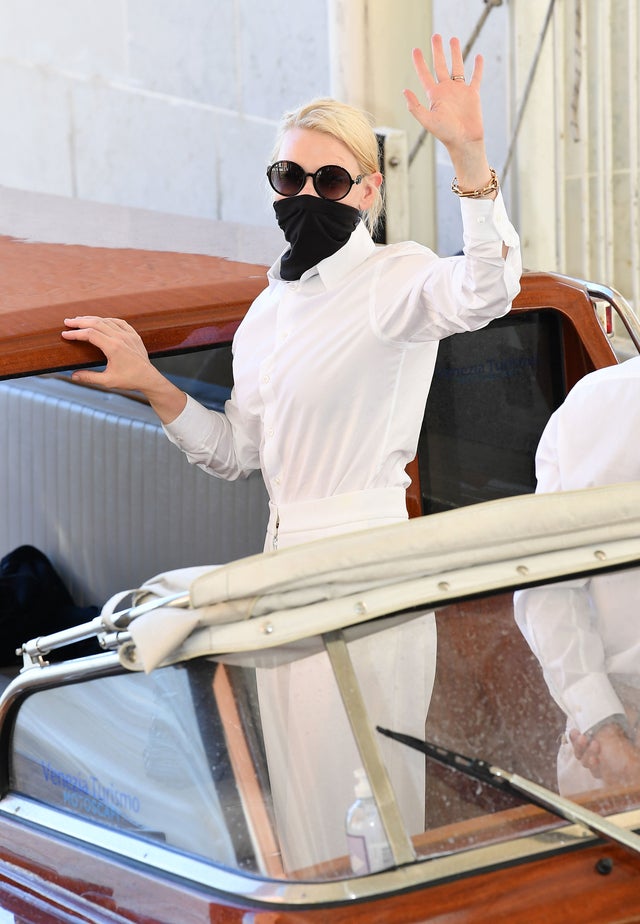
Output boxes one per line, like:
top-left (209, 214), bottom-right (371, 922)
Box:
top-left (165, 193), bottom-right (521, 541)
top-left (514, 356), bottom-right (640, 733)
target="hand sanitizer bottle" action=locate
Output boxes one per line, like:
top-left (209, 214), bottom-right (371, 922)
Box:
top-left (345, 767), bottom-right (393, 874)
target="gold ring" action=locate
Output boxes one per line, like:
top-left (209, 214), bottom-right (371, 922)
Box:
top-left (451, 75), bottom-right (465, 81)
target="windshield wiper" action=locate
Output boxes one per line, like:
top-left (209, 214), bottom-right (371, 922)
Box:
top-left (377, 726), bottom-right (640, 857)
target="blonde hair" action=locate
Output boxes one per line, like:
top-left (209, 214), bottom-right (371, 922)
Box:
top-left (270, 97), bottom-right (384, 235)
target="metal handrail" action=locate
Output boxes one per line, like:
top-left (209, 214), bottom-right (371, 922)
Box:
top-left (577, 276), bottom-right (640, 353)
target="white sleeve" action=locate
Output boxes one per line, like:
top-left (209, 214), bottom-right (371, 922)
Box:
top-left (513, 382), bottom-right (629, 732)
top-left (162, 392), bottom-right (260, 481)
top-left (537, 362), bottom-right (640, 491)
top-left (513, 581), bottom-right (626, 733)
top-left (371, 191), bottom-right (522, 343)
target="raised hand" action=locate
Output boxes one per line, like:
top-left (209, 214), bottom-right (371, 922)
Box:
top-left (404, 34), bottom-right (493, 194)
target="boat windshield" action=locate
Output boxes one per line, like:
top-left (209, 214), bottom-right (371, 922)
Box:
top-left (7, 562), bottom-right (640, 885)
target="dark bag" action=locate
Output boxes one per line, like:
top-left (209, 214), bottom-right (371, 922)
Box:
top-left (0, 545), bottom-right (100, 663)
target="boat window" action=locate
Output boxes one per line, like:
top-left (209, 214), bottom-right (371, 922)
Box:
top-left (10, 661), bottom-right (264, 872)
top-left (419, 311), bottom-right (566, 513)
top-left (7, 567), bottom-right (640, 884)
top-left (150, 343), bottom-right (234, 409)
top-left (47, 342), bottom-right (235, 411)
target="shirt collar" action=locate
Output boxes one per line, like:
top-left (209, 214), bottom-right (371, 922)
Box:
top-left (267, 220), bottom-right (377, 290)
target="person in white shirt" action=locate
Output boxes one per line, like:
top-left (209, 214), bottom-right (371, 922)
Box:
top-left (514, 356), bottom-right (640, 796)
top-left (63, 35), bottom-right (521, 870)
top-left (62, 35), bottom-right (520, 549)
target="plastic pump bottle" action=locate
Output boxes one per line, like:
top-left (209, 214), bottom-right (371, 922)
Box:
top-left (345, 767), bottom-right (393, 874)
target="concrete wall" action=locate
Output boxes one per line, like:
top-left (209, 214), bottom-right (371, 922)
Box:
top-left (0, 0), bottom-right (331, 228)
top-left (0, 0), bottom-right (513, 249)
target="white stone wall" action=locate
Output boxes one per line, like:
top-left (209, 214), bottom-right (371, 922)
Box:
top-left (0, 0), bottom-right (514, 249)
top-left (0, 0), bottom-right (331, 228)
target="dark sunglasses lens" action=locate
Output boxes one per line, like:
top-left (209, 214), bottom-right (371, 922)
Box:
top-left (315, 165), bottom-right (352, 200)
top-left (269, 161), bottom-right (305, 196)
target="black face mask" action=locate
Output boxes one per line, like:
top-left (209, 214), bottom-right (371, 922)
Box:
top-left (273, 195), bottom-right (361, 281)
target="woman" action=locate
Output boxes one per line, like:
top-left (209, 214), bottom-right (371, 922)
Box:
top-left (63, 35), bottom-right (521, 871)
top-left (63, 35), bottom-right (519, 549)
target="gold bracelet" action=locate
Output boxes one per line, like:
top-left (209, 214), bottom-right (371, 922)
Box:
top-left (451, 167), bottom-right (499, 198)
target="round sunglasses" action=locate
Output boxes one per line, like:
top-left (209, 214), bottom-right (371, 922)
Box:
top-left (266, 161), bottom-right (364, 201)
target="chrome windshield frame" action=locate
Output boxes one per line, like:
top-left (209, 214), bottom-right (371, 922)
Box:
top-left (1, 791), bottom-right (639, 908)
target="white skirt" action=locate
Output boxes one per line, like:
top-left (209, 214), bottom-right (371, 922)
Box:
top-left (257, 490), bottom-right (437, 872)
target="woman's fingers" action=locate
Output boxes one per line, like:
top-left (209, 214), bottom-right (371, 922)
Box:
top-left (62, 316), bottom-right (143, 350)
top-left (430, 33), bottom-right (450, 83)
top-left (61, 315), bottom-right (151, 388)
top-left (448, 36), bottom-right (465, 79)
top-left (412, 36), bottom-right (481, 90)
top-left (61, 321), bottom-right (114, 351)
top-left (469, 53), bottom-right (484, 91)
top-left (63, 315), bottom-right (134, 334)
top-left (409, 47), bottom-right (434, 98)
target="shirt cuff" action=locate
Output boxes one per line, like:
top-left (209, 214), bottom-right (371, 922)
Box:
top-left (587, 714), bottom-right (632, 738)
top-left (563, 672), bottom-right (627, 734)
top-left (460, 190), bottom-right (520, 250)
top-left (162, 393), bottom-right (216, 447)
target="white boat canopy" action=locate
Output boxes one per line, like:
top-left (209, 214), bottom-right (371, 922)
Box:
top-left (97, 482), bottom-right (640, 672)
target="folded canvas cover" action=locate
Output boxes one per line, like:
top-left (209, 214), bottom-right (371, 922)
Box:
top-left (110, 482), bottom-right (640, 671)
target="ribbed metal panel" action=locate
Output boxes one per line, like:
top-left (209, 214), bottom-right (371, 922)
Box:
top-left (0, 377), bottom-right (268, 607)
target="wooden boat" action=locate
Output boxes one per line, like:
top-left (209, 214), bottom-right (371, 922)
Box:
top-left (1, 190), bottom-right (639, 921)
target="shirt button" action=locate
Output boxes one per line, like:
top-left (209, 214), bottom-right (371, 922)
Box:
top-left (274, 476), bottom-right (281, 485)
top-left (266, 427), bottom-right (274, 437)
top-left (262, 375), bottom-right (270, 384)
